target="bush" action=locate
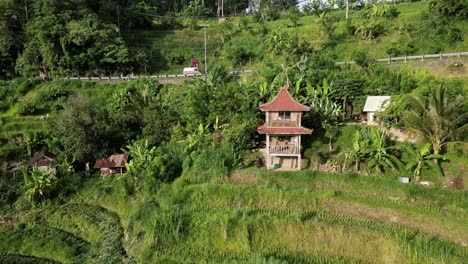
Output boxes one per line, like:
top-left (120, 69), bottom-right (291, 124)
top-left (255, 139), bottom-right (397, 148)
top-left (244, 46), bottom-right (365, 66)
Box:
top-left (17, 101), bottom-right (41, 115)
top-left (352, 50), bottom-right (369, 68)
top-left (225, 36), bottom-right (263, 66)
top-left (184, 143), bottom-right (238, 181)
top-left (384, 7), bottom-right (400, 18)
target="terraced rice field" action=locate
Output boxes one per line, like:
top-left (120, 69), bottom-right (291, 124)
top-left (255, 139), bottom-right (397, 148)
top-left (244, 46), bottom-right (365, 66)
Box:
top-left (1, 170), bottom-right (465, 263)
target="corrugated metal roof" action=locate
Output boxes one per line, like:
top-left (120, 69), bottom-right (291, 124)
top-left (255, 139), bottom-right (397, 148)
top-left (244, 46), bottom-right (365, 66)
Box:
top-left (27, 150), bottom-right (56, 166)
top-left (94, 159), bottom-right (116, 169)
top-left (257, 124), bottom-right (312, 135)
top-left (94, 154), bottom-right (128, 169)
top-left (363, 96), bottom-right (391, 112)
top-left (108, 154), bottom-right (129, 168)
top-left (260, 88), bottom-right (310, 112)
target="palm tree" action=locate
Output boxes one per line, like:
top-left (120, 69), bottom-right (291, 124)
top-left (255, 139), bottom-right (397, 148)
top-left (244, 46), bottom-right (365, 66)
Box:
top-left (403, 143), bottom-right (444, 182)
top-left (404, 85), bottom-right (467, 157)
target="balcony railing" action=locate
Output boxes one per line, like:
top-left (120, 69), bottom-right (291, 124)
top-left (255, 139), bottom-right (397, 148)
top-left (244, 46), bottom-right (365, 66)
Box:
top-left (269, 145), bottom-right (299, 154)
top-left (269, 120), bottom-right (298, 127)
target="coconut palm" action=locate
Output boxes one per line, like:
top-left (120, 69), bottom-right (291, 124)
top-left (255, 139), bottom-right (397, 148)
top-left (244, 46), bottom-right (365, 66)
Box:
top-left (403, 143), bottom-right (444, 182)
top-left (404, 85), bottom-right (467, 157)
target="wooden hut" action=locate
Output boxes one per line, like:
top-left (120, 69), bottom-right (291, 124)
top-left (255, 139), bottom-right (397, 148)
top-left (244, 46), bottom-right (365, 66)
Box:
top-left (94, 154), bottom-right (129, 175)
top-left (10, 150), bottom-right (57, 177)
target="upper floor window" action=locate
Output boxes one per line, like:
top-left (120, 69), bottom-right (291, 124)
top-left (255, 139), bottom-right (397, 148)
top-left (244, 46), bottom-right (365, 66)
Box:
top-left (278, 111), bottom-right (291, 120)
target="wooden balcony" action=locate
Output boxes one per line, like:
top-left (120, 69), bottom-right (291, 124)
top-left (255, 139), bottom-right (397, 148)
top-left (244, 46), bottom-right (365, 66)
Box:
top-left (269, 120), bottom-right (299, 127)
top-left (269, 145), bottom-right (299, 154)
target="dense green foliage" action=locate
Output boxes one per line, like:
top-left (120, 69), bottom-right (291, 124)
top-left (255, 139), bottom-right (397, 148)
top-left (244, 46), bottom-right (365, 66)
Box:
top-left (0, 1), bottom-right (467, 262)
top-left (1, 1), bottom-right (467, 77)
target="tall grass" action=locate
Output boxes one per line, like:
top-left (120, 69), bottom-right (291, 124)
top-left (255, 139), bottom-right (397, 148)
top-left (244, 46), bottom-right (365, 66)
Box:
top-left (128, 204), bottom-right (466, 263)
top-left (0, 225), bottom-right (91, 263)
top-left (0, 253), bottom-right (59, 264)
top-left (123, 181), bottom-right (467, 263)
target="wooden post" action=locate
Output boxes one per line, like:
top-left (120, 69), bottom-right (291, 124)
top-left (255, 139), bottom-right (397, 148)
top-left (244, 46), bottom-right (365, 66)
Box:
top-left (298, 136), bottom-right (301, 170)
top-left (266, 134), bottom-right (270, 169)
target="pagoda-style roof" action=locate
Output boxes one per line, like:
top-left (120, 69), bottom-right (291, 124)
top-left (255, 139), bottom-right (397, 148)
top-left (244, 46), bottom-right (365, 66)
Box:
top-left (260, 88), bottom-right (310, 112)
top-left (257, 124), bottom-right (312, 135)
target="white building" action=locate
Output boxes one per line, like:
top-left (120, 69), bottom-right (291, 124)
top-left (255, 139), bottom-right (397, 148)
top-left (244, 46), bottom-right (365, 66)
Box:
top-left (363, 96), bottom-right (391, 125)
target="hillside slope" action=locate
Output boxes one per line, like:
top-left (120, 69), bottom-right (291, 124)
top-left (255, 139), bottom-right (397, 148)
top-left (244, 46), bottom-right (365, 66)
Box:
top-left (124, 2), bottom-right (468, 74)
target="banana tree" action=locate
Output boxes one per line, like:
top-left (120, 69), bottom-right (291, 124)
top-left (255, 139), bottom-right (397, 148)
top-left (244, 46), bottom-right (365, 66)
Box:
top-left (403, 143), bottom-right (444, 182)
top-left (365, 127), bottom-right (401, 175)
top-left (24, 168), bottom-right (56, 203)
top-left (347, 130), bottom-right (368, 172)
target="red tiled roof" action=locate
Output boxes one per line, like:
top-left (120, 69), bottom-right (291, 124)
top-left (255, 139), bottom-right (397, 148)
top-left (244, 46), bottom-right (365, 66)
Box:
top-left (257, 124), bottom-right (312, 135)
top-left (260, 88), bottom-right (310, 112)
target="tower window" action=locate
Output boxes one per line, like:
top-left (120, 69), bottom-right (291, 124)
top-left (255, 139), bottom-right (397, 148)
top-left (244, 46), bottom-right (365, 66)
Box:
top-left (279, 111), bottom-right (291, 120)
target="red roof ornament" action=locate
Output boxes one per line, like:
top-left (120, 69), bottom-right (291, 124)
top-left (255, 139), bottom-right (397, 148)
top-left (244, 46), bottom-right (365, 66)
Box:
top-left (260, 87), bottom-right (310, 112)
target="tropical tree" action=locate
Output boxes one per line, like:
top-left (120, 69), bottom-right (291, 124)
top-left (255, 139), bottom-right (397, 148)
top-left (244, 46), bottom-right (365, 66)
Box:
top-left (346, 130), bottom-right (368, 172)
top-left (364, 127), bottom-right (401, 175)
top-left (120, 139), bottom-right (168, 193)
top-left (403, 143), bottom-right (444, 182)
top-left (403, 85), bottom-right (467, 156)
top-left (24, 168), bottom-right (56, 203)
top-left (50, 94), bottom-right (113, 162)
top-left (287, 6), bottom-right (301, 28)
top-left (308, 79), bottom-right (343, 150)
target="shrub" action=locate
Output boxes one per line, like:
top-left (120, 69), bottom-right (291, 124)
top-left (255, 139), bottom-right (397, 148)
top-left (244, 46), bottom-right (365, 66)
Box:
top-left (17, 101), bottom-right (41, 115)
top-left (184, 143), bottom-right (238, 181)
top-left (352, 50), bottom-right (369, 68)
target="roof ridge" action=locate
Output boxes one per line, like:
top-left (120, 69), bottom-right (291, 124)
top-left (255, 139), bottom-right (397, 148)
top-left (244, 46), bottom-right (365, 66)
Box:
top-left (260, 87), bottom-right (310, 112)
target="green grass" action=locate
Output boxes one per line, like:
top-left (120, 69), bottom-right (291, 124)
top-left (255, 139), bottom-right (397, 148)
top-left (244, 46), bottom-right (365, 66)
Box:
top-left (1, 169), bottom-right (466, 263)
top-left (0, 225), bottom-right (91, 263)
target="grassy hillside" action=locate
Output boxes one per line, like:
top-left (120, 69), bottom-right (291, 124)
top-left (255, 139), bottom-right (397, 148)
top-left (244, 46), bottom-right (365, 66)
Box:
top-left (1, 169), bottom-right (466, 263)
top-left (0, 2), bottom-right (467, 262)
top-left (124, 2), bottom-right (468, 74)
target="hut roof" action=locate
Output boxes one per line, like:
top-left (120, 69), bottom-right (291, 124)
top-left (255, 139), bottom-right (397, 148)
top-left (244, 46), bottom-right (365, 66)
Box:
top-left (27, 150), bottom-right (56, 166)
top-left (94, 154), bottom-right (129, 169)
top-left (260, 88), bottom-right (310, 112)
top-left (108, 154), bottom-right (129, 168)
top-left (363, 96), bottom-right (391, 112)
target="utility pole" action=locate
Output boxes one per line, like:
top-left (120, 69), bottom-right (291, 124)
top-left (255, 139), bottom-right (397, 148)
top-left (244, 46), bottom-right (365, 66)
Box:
top-left (201, 25), bottom-right (209, 75)
top-left (24, 0), bottom-right (29, 22)
top-left (116, 5), bottom-right (121, 38)
top-left (346, 0), bottom-right (349, 21)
